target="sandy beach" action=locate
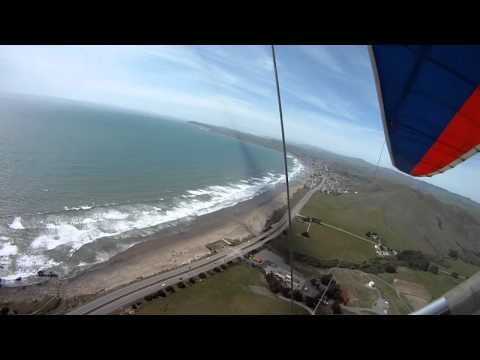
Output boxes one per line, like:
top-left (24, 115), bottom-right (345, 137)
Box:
top-left (0, 172), bottom-right (308, 313)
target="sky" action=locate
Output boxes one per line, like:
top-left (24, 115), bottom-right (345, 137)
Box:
top-left (0, 45), bottom-right (478, 202)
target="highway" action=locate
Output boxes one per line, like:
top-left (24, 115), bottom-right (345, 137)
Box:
top-left (67, 180), bottom-right (324, 315)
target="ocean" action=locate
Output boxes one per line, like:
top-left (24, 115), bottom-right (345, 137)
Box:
top-left (0, 95), bottom-right (303, 282)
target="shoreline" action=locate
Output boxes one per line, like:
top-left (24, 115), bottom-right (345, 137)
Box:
top-left (0, 164), bottom-right (309, 312)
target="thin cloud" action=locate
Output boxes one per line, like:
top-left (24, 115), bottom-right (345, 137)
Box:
top-left (0, 45), bottom-right (477, 201)
top-left (299, 45), bottom-right (347, 75)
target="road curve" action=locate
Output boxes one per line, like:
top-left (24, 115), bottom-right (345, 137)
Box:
top-left (67, 181), bottom-right (323, 315)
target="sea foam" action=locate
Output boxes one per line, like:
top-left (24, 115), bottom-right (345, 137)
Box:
top-left (1, 254), bottom-right (59, 281)
top-left (0, 241), bottom-right (18, 257)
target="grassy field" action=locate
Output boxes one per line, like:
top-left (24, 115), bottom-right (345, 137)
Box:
top-left (379, 267), bottom-right (462, 300)
top-left (273, 220), bottom-right (376, 264)
top-left (299, 191), bottom-right (420, 253)
top-left (135, 263), bottom-right (308, 315)
top-left (297, 188), bottom-right (480, 258)
top-left (442, 258), bottom-right (480, 278)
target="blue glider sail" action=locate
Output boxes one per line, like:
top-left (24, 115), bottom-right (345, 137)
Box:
top-left (369, 45), bottom-right (480, 177)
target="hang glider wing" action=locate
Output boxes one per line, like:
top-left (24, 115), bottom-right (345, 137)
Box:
top-left (369, 45), bottom-right (480, 177)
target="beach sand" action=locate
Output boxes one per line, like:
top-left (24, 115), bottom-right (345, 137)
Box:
top-left (0, 177), bottom-right (307, 313)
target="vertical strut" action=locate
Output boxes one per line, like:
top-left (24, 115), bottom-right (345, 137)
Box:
top-left (271, 45), bottom-right (295, 313)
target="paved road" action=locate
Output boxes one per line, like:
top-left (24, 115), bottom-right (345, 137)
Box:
top-left (67, 181), bottom-right (324, 315)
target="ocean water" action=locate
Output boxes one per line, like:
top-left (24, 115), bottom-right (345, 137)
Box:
top-left (0, 95), bottom-right (303, 282)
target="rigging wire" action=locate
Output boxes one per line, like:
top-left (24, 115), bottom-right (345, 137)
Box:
top-left (372, 141), bottom-right (386, 183)
top-left (271, 45), bottom-right (295, 313)
top-left (371, 141), bottom-right (386, 239)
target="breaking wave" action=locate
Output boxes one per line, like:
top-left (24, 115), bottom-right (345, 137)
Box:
top-left (64, 205), bottom-right (93, 211)
top-left (9, 217), bottom-right (25, 230)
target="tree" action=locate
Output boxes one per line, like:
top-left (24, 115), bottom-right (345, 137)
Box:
top-left (326, 283), bottom-right (341, 299)
top-left (271, 282), bottom-right (281, 294)
top-left (332, 301), bottom-right (342, 314)
top-left (281, 287), bottom-right (292, 299)
top-left (429, 264), bottom-right (439, 274)
top-left (332, 286), bottom-right (343, 301)
top-left (293, 289), bottom-right (303, 302)
top-left (266, 273), bottom-right (282, 294)
top-left (397, 250), bottom-right (430, 271)
top-left (305, 296), bottom-right (316, 309)
top-left (449, 250), bottom-right (459, 259)
top-left (321, 274), bottom-right (333, 286)
top-left (385, 264), bottom-right (396, 273)
top-left (156, 290), bottom-right (166, 297)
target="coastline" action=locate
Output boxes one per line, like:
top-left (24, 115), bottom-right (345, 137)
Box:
top-left (0, 163), bottom-right (309, 312)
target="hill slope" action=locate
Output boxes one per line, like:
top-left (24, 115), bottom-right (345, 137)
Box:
top-left (188, 121), bottom-right (480, 264)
